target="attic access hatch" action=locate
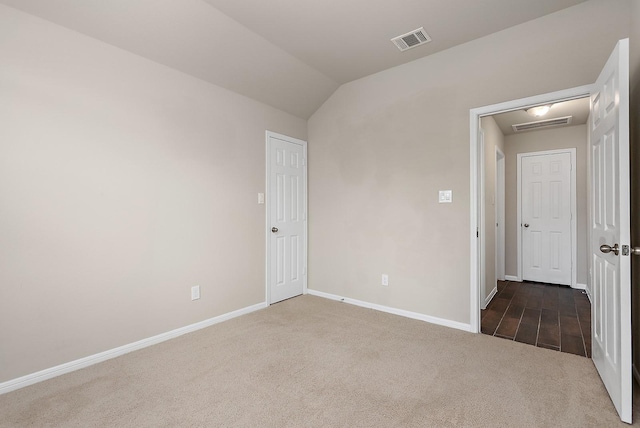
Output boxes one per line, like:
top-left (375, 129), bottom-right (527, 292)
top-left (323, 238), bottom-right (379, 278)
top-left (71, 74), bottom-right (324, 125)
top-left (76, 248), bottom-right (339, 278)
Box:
top-left (391, 27), bottom-right (432, 52)
top-left (512, 116), bottom-right (573, 132)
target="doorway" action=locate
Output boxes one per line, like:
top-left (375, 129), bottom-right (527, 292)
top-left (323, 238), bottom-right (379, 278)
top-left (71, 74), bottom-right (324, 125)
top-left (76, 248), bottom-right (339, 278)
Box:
top-left (470, 39), bottom-right (632, 424)
top-left (476, 98), bottom-right (587, 357)
top-left (469, 86), bottom-right (591, 331)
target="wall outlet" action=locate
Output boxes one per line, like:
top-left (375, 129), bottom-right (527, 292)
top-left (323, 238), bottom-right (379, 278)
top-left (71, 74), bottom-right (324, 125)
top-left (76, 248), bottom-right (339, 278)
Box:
top-left (258, 193), bottom-right (265, 204)
top-left (191, 285), bottom-right (201, 301)
top-left (381, 274), bottom-right (389, 286)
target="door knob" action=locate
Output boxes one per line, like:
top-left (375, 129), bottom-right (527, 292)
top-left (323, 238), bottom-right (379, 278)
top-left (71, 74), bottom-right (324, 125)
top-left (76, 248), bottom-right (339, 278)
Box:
top-left (632, 247), bottom-right (640, 256)
top-left (271, 227), bottom-right (278, 233)
top-left (600, 243), bottom-right (619, 256)
top-left (524, 223), bottom-right (529, 228)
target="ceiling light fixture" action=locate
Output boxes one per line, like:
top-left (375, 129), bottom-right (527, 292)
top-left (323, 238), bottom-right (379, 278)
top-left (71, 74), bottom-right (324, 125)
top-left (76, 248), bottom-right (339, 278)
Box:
top-left (526, 104), bottom-right (552, 117)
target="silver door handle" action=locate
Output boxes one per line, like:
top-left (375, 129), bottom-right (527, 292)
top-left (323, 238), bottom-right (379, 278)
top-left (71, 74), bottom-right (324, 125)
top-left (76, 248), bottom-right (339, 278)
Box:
top-left (524, 223), bottom-right (529, 228)
top-left (600, 243), bottom-right (619, 256)
top-left (271, 227), bottom-right (278, 233)
top-left (632, 247), bottom-right (640, 256)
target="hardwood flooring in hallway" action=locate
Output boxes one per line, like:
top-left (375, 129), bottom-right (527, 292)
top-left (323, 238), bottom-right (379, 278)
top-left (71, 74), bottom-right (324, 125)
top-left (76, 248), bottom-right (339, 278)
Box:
top-left (481, 280), bottom-right (591, 357)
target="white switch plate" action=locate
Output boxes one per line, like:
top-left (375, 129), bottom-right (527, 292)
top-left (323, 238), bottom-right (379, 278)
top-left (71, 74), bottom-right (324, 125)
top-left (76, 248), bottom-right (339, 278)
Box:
top-left (439, 190), bottom-right (452, 203)
top-left (381, 274), bottom-right (389, 286)
top-left (191, 285), bottom-right (200, 301)
top-left (258, 193), bottom-right (265, 204)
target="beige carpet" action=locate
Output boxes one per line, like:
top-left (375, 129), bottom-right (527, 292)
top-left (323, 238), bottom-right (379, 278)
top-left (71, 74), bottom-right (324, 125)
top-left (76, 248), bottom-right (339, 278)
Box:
top-left (0, 295), bottom-right (637, 427)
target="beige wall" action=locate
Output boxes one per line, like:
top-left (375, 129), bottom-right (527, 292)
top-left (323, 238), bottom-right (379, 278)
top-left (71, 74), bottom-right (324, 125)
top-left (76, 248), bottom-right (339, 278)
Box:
top-left (307, 0), bottom-right (631, 324)
top-left (503, 125), bottom-right (588, 286)
top-left (0, 5), bottom-right (306, 382)
top-left (480, 116), bottom-right (505, 303)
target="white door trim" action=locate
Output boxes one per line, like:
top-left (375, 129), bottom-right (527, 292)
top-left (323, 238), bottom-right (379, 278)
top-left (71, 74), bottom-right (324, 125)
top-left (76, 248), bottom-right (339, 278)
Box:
top-left (516, 148), bottom-right (577, 288)
top-left (265, 131), bottom-right (308, 305)
top-left (479, 129), bottom-right (486, 308)
top-left (469, 84), bottom-right (592, 333)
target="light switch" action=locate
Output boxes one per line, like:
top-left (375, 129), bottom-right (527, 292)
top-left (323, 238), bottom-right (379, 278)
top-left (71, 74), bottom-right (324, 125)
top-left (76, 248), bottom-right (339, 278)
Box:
top-left (258, 193), bottom-right (265, 204)
top-left (439, 190), bottom-right (452, 203)
top-left (191, 285), bottom-right (200, 301)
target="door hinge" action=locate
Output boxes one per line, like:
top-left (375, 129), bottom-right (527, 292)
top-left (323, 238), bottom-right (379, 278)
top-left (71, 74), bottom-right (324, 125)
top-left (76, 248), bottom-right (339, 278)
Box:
top-left (476, 229), bottom-right (479, 238)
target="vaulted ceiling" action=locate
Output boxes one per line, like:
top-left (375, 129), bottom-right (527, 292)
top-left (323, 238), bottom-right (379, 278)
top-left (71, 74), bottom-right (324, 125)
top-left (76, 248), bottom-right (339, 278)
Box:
top-left (0, 0), bottom-right (588, 118)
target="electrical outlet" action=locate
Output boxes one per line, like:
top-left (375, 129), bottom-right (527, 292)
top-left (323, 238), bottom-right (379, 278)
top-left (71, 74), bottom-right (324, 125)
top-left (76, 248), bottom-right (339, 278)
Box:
top-left (381, 274), bottom-right (389, 286)
top-left (191, 285), bottom-right (200, 301)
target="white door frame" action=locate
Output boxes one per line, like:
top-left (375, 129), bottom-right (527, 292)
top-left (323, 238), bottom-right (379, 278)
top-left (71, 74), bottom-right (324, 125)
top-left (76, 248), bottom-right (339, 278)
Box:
top-left (516, 148), bottom-right (577, 288)
top-left (495, 147), bottom-right (505, 283)
top-left (265, 131), bottom-right (308, 305)
top-left (469, 84), bottom-right (592, 333)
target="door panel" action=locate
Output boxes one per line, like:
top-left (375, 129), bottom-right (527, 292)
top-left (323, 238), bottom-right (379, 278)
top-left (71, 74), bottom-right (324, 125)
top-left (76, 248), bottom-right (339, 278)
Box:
top-left (589, 39), bottom-right (631, 424)
top-left (521, 152), bottom-right (572, 285)
top-left (267, 133), bottom-right (306, 304)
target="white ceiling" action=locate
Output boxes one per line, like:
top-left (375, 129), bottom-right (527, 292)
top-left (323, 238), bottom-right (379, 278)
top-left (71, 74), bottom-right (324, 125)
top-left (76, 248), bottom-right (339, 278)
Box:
top-left (0, 0), bottom-right (588, 119)
top-left (492, 97), bottom-right (590, 136)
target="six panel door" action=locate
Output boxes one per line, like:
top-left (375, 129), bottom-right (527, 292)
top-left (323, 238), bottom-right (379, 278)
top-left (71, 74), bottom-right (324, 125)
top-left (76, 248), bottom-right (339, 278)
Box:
top-left (268, 134), bottom-right (306, 304)
top-left (521, 152), bottom-right (572, 286)
top-left (589, 39), bottom-right (631, 423)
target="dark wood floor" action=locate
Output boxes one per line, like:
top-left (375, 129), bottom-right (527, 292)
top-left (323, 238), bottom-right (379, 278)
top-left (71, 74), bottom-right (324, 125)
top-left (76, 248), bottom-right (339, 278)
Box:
top-left (481, 280), bottom-right (591, 357)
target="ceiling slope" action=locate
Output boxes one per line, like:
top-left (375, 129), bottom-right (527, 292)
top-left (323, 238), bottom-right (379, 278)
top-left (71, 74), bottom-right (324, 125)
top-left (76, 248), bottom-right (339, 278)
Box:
top-left (0, 0), bottom-right (339, 119)
top-left (0, 0), bottom-right (588, 118)
top-left (202, 0), bottom-right (587, 83)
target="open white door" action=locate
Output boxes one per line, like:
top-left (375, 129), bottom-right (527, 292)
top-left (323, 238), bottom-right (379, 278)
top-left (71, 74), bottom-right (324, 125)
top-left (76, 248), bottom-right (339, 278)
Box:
top-left (589, 38), bottom-right (631, 424)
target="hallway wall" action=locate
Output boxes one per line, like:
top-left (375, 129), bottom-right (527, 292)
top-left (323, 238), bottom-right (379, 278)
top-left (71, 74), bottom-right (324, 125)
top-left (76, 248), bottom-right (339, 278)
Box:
top-left (480, 116), bottom-right (505, 304)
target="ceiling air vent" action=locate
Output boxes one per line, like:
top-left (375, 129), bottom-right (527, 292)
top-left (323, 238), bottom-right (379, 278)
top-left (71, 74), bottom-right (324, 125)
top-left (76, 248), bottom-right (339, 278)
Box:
top-left (512, 116), bottom-right (573, 133)
top-left (391, 27), bottom-right (431, 52)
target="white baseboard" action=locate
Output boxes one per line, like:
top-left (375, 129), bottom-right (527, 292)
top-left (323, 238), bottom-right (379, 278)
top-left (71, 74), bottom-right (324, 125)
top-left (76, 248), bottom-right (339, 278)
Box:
top-left (504, 275), bottom-right (519, 282)
top-left (307, 289), bottom-right (473, 333)
top-left (482, 286), bottom-right (498, 310)
top-left (0, 302), bottom-right (267, 395)
top-left (633, 364), bottom-right (640, 387)
top-left (571, 283), bottom-right (587, 290)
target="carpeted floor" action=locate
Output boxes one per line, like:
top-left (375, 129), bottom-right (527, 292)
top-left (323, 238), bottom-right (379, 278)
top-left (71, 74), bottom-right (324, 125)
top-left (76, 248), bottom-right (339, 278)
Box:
top-left (0, 295), bottom-right (637, 427)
